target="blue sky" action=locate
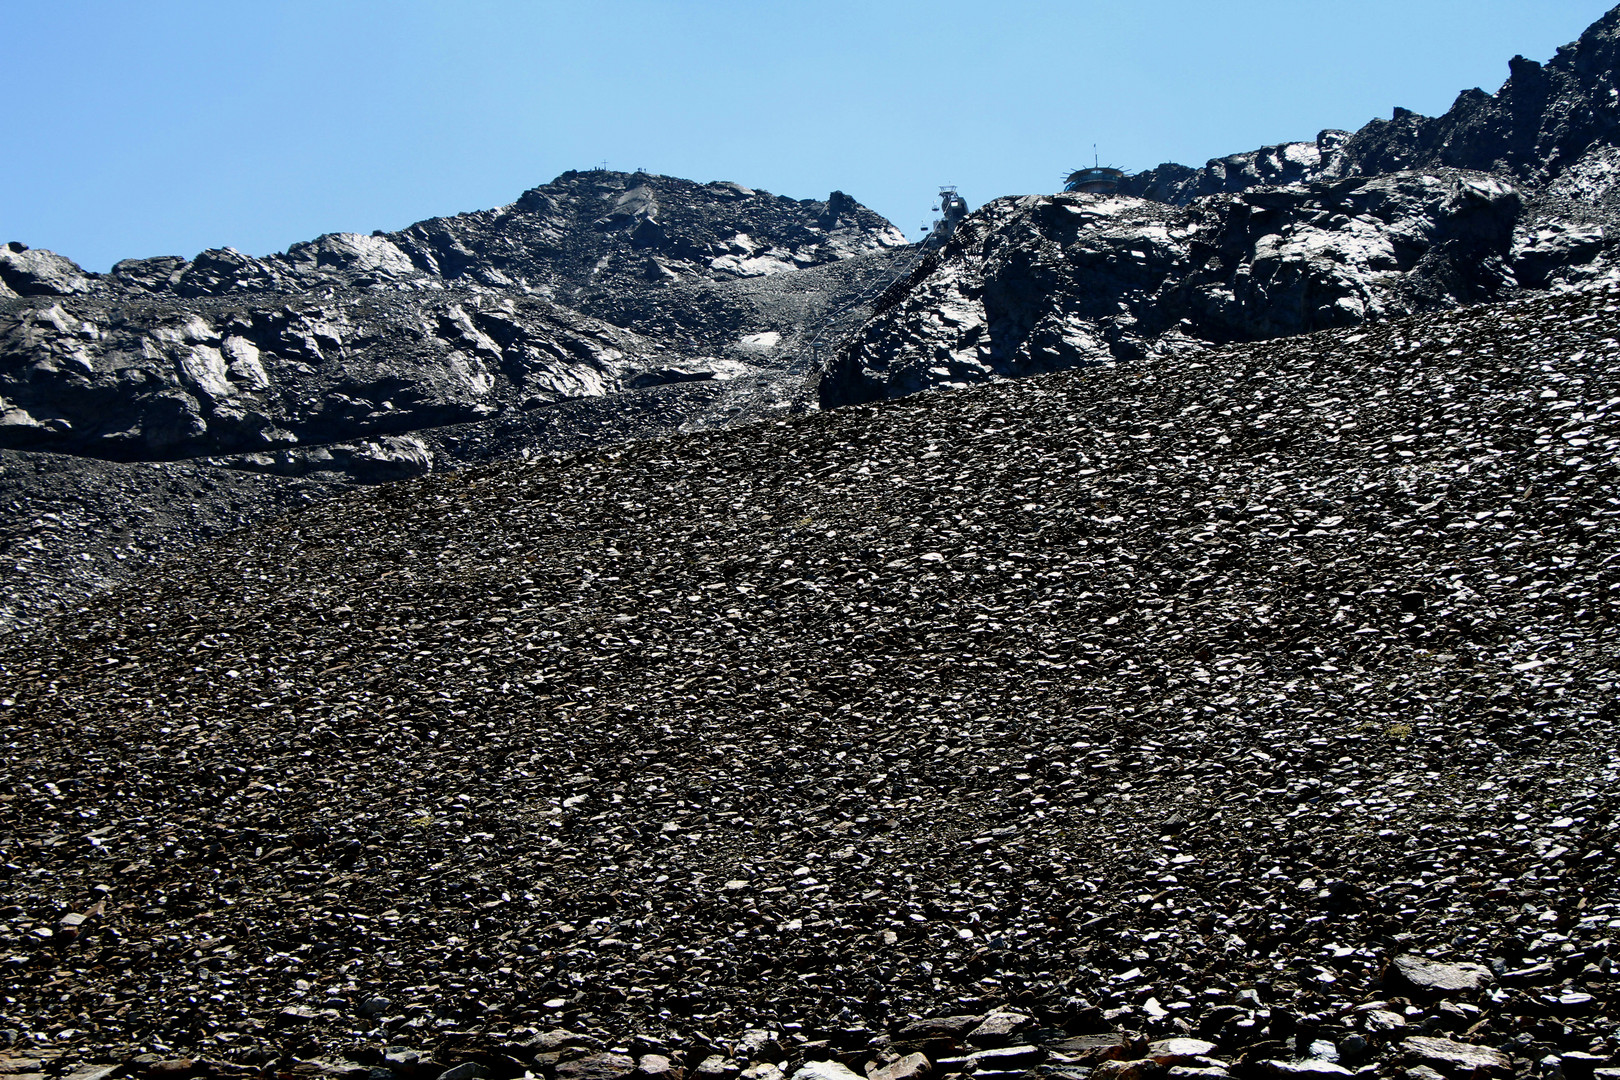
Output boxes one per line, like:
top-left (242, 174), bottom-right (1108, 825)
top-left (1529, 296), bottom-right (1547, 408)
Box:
top-left (4, 1), bottom-right (1614, 271)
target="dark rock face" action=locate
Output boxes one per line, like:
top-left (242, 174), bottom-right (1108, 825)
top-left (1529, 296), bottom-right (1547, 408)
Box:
top-left (2, 171), bottom-right (907, 462)
top-left (0, 290), bottom-right (685, 458)
top-left (821, 170), bottom-right (1524, 406)
top-left (821, 6), bottom-right (1620, 407)
top-left (0, 242), bottom-right (93, 298)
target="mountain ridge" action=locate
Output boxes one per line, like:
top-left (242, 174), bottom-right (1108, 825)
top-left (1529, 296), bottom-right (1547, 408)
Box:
top-left (819, 6), bottom-right (1620, 407)
top-left (1121, 5), bottom-right (1620, 205)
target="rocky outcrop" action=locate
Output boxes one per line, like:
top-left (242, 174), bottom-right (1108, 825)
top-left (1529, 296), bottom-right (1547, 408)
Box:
top-left (0, 242), bottom-right (93, 298)
top-left (821, 170), bottom-right (1529, 406)
top-left (1121, 130), bottom-right (1353, 205)
top-left (0, 290), bottom-right (704, 459)
top-left (96, 171), bottom-right (906, 303)
top-left (1, 171), bottom-right (908, 462)
top-left (822, 5), bottom-right (1620, 407)
top-left (1125, 6), bottom-right (1620, 203)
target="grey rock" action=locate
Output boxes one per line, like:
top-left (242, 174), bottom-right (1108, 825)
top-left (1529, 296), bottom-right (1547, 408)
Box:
top-left (966, 1046), bottom-right (1046, 1070)
top-left (638, 1055), bottom-right (682, 1080)
top-left (820, 170), bottom-right (1525, 407)
top-left (556, 1055), bottom-right (638, 1080)
top-left (524, 1030), bottom-right (606, 1052)
top-left (0, 244), bottom-right (92, 297)
top-left (864, 1055), bottom-right (929, 1080)
top-left (1402, 1038), bottom-right (1511, 1075)
top-left (384, 1049), bottom-right (421, 1070)
top-left (734, 1031), bottom-right (785, 1063)
top-left (695, 1058), bottom-right (740, 1080)
top-left (1362, 1010), bottom-right (1408, 1035)
top-left (1389, 954), bottom-right (1496, 994)
top-left (966, 1012), bottom-right (1034, 1047)
top-left (1147, 1041), bottom-right (1219, 1065)
top-left (61, 1067), bottom-right (122, 1080)
top-left (1051, 1036), bottom-right (1132, 1064)
top-left (1262, 1063), bottom-right (1353, 1079)
top-left (790, 1064), bottom-right (865, 1080)
top-left (1088, 1061), bottom-right (1158, 1080)
top-left (894, 1015), bottom-right (983, 1039)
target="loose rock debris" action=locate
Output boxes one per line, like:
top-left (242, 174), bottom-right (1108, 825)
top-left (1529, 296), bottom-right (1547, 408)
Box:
top-left (1, 286), bottom-right (1618, 1079)
top-left (0, 172), bottom-right (912, 631)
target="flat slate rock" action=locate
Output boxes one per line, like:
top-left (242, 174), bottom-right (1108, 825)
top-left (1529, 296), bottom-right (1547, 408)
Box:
top-left (1389, 954), bottom-right (1495, 994)
top-left (1050, 1036), bottom-right (1132, 1064)
top-left (1263, 1062), bottom-right (1354, 1079)
top-left (1149, 1040), bottom-right (1219, 1065)
top-left (1401, 1038), bottom-right (1511, 1075)
top-left (865, 1054), bottom-right (929, 1080)
top-left (790, 1064), bottom-right (866, 1080)
top-left (556, 1055), bottom-right (637, 1080)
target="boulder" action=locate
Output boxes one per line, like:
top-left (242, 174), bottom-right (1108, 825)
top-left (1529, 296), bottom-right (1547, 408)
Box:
top-left (1401, 1038), bottom-right (1510, 1076)
top-left (790, 1063), bottom-right (864, 1080)
top-left (0, 244), bottom-right (91, 296)
top-left (1387, 954), bottom-right (1495, 995)
top-left (556, 1055), bottom-right (638, 1080)
top-left (1148, 1041), bottom-right (1220, 1066)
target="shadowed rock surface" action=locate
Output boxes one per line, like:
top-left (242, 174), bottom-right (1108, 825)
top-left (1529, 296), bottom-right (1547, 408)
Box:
top-left (1, 282), bottom-right (1616, 1076)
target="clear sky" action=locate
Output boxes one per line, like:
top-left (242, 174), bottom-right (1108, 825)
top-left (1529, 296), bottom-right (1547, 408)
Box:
top-left (4, 0), bottom-right (1615, 272)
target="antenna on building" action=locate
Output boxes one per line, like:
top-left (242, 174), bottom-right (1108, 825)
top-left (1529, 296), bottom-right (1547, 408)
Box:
top-left (1064, 151), bottom-right (1126, 195)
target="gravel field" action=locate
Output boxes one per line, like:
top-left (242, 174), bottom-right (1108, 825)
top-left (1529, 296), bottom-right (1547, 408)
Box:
top-left (1, 286), bottom-right (1618, 1080)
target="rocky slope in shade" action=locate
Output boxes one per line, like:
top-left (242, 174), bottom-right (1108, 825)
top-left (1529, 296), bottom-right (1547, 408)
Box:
top-left (820, 170), bottom-right (1533, 407)
top-left (0, 449), bottom-right (341, 631)
top-left (0, 362), bottom-right (872, 636)
top-left (1121, 5), bottom-right (1620, 205)
top-left (1, 284), bottom-right (1617, 1073)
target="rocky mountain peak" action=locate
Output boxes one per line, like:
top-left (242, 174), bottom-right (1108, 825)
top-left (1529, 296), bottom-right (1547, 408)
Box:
top-left (1124, 2), bottom-right (1620, 205)
top-left (822, 4), bottom-right (1620, 407)
top-left (0, 167), bottom-right (912, 480)
top-left (0, 241), bottom-right (93, 298)
top-left (70, 169), bottom-right (906, 303)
